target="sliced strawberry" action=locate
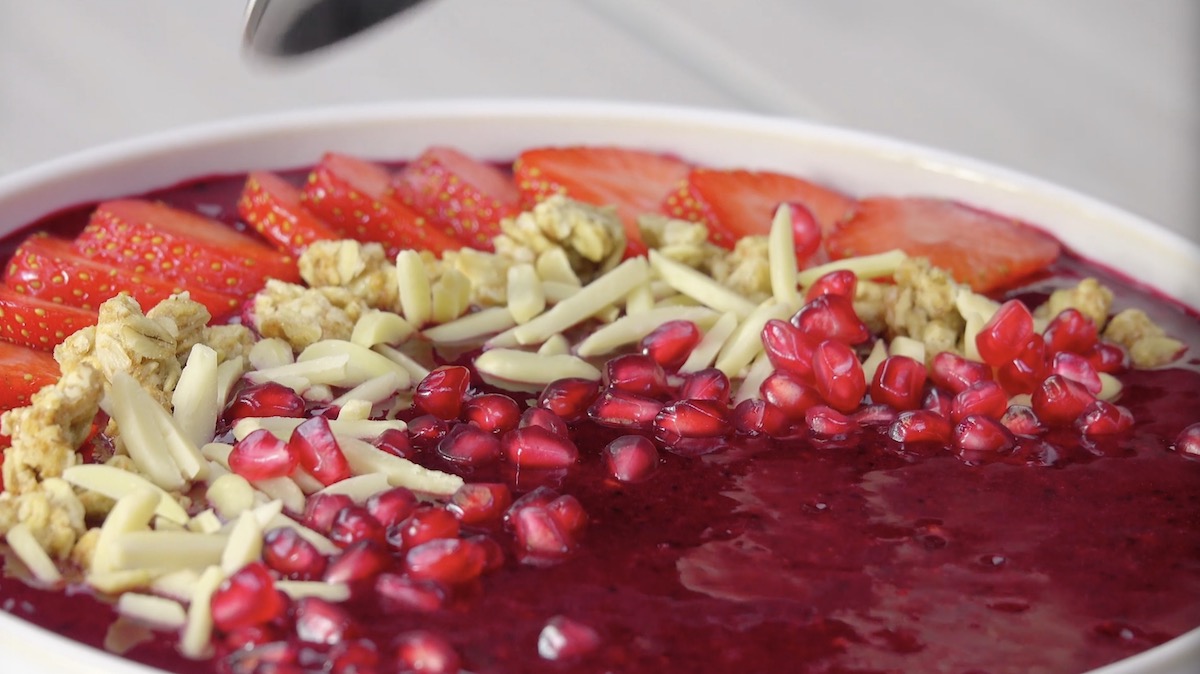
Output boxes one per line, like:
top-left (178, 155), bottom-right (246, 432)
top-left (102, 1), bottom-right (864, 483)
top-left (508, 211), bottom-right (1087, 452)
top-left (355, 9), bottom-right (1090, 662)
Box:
top-left (664, 168), bottom-right (855, 249)
top-left (0, 287), bottom-right (98, 350)
top-left (238, 171), bottom-right (341, 256)
top-left (0, 341), bottom-right (61, 411)
top-left (73, 199), bottom-right (300, 297)
top-left (825, 197), bottom-right (1062, 293)
top-left (513, 146), bottom-right (691, 256)
top-left (300, 152), bottom-right (463, 257)
top-left (6, 233), bottom-right (239, 320)
top-left (391, 146), bottom-right (521, 250)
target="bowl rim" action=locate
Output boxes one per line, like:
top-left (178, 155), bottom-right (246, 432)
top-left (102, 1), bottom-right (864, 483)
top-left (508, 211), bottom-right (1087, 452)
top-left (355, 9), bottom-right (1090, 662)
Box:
top-left (0, 98), bottom-right (1196, 674)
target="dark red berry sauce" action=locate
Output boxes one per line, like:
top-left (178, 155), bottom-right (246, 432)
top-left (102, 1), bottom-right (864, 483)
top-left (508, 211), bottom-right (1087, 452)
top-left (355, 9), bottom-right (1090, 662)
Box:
top-left (2, 171), bottom-right (1198, 674)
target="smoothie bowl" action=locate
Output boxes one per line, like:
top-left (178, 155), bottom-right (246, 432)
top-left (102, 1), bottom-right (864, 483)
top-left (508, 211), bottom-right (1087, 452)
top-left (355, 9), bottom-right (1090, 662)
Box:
top-left (0, 101), bottom-right (1196, 674)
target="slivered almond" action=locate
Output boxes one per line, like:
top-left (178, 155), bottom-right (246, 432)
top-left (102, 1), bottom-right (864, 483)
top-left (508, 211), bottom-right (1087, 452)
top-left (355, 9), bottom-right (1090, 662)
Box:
top-left (206, 474), bottom-right (256, 520)
top-left (431, 269), bottom-right (472, 325)
top-left (536, 248), bottom-right (581, 286)
top-left (337, 436), bottom-right (463, 495)
top-left (110, 531), bottom-right (229, 572)
top-left (422, 307), bottom-right (517, 345)
top-left (507, 263), bottom-right (546, 324)
top-left (475, 349), bottom-right (601, 392)
top-left (1098, 372), bottom-right (1122, 401)
top-left (106, 371), bottom-right (186, 491)
top-left (955, 288), bottom-right (1001, 326)
top-left (537, 334), bottom-right (571, 356)
top-left (276, 581), bottom-right (351, 602)
top-left (290, 468), bottom-right (326, 495)
top-left (508, 256), bottom-right (651, 347)
top-left (265, 514), bottom-right (339, 555)
top-left (541, 281), bottom-right (581, 304)
top-left (649, 251), bottom-right (756, 319)
top-left (768, 204), bottom-right (801, 308)
top-left (373, 344), bottom-right (431, 381)
top-left (232, 417), bottom-right (406, 442)
top-left (714, 300), bottom-right (792, 377)
top-left (244, 500), bottom-right (286, 531)
top-left (297, 340), bottom-right (412, 388)
top-left (248, 338), bottom-right (295, 370)
top-left (220, 511), bottom-right (263, 574)
top-left (624, 282), bottom-right (655, 316)
top-left (180, 565), bottom-right (226, 659)
top-left (173, 343), bottom-right (220, 450)
top-left (314, 473), bottom-right (391, 503)
top-left (337, 399), bottom-right (373, 422)
top-left (244, 354), bottom-right (349, 390)
top-left (149, 568), bottom-right (202, 602)
top-left (576, 306), bottom-right (719, 357)
top-left (862, 339), bottom-right (889, 384)
top-left (331, 371), bottom-right (406, 408)
top-left (351, 309), bottom-right (415, 348)
top-left (187, 509), bottom-right (223, 535)
top-left (87, 569), bottom-right (159, 595)
top-left (679, 311), bottom-right (739, 374)
top-left (116, 593), bottom-right (187, 630)
top-left (61, 465), bottom-right (188, 524)
top-left (200, 443), bottom-right (234, 471)
top-left (147, 394), bottom-right (209, 483)
top-left (734, 352), bottom-right (777, 403)
top-left (797, 249), bottom-right (909, 287)
top-left (6, 523), bottom-right (62, 584)
top-left (303, 385), bottom-right (333, 402)
top-left (396, 250), bottom-right (432, 327)
top-left (889, 336), bottom-right (927, 364)
top-left (215, 356), bottom-right (246, 408)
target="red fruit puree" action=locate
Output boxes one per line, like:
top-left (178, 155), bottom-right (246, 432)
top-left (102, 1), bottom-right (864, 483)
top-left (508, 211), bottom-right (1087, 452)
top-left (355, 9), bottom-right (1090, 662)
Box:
top-left (1, 171), bottom-right (1198, 674)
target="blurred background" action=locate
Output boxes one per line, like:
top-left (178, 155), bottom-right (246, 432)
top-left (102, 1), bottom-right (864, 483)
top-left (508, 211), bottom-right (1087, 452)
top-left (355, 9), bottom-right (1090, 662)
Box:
top-left (1, 0), bottom-right (1196, 242)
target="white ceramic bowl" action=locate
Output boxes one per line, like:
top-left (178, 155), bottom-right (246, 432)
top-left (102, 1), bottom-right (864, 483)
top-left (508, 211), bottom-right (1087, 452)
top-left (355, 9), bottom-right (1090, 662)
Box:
top-left (0, 100), bottom-right (1196, 674)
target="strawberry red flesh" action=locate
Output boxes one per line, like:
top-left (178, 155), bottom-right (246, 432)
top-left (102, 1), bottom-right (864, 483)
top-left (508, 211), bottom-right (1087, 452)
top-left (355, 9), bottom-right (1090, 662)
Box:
top-left (0, 287), bottom-right (98, 350)
top-left (238, 171), bottom-right (341, 256)
top-left (0, 341), bottom-right (61, 411)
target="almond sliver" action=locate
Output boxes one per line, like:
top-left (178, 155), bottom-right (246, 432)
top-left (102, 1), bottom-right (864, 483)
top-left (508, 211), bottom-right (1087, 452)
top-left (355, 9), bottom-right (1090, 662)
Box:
top-left (509, 256), bottom-right (651, 346)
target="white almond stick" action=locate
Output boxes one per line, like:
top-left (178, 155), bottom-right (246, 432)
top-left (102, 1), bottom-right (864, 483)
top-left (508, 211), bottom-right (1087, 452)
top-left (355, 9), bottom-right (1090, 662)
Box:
top-left (232, 417), bottom-right (406, 442)
top-left (576, 306), bottom-right (719, 358)
top-left (679, 312), bottom-right (740, 374)
top-left (507, 263), bottom-right (546, 324)
top-left (87, 569), bottom-right (159, 595)
top-left (861, 339), bottom-right (889, 385)
top-left (220, 511), bottom-right (264, 574)
top-left (5, 523), bottom-right (62, 584)
top-left (314, 472), bottom-right (391, 504)
top-left (207, 473), bottom-right (256, 520)
top-left (187, 509), bottom-right (224, 535)
top-left (276, 581), bottom-right (351, 602)
top-left (337, 436), bottom-right (463, 495)
top-left (714, 300), bottom-right (792, 377)
top-left (265, 514), bottom-right (339, 555)
top-left (337, 399), bottom-right (373, 422)
top-left (298, 340), bottom-right (412, 389)
top-left (244, 354), bottom-right (349, 390)
top-left (796, 249), bottom-right (909, 287)
top-left (116, 593), bottom-right (187, 630)
top-left (422, 307), bottom-right (517, 345)
top-left (888, 336), bottom-right (927, 364)
top-left (768, 204), bottom-right (801, 308)
top-left (244, 500), bottom-right (286, 531)
top-left (252, 476), bottom-right (307, 515)
top-left (648, 251), bottom-right (757, 319)
top-left (248, 338), bottom-right (295, 370)
top-left (537, 334), bottom-right (571, 357)
top-left (624, 282), bottom-right (656, 316)
top-left (734, 352), bottom-right (777, 403)
top-left (180, 565), bottom-right (226, 659)
top-left (331, 371), bottom-right (406, 408)
top-left (536, 248), bottom-right (582, 286)
top-left (372, 344), bottom-right (431, 381)
top-left (396, 249), bottom-right (432, 327)
top-left (149, 568), bottom-right (202, 602)
top-left (110, 531), bottom-right (229, 572)
top-left (475, 349), bottom-right (601, 391)
top-left (107, 371), bottom-right (186, 491)
top-left (147, 393), bottom-right (209, 483)
top-left (173, 343), bottom-right (220, 450)
top-left (62, 465), bottom-right (188, 524)
top-left (1098, 372), bottom-right (1122, 401)
top-left (541, 281), bottom-right (581, 304)
top-left (200, 443), bottom-right (233, 472)
top-left (509, 256), bottom-right (651, 346)
top-left (431, 269), bottom-right (473, 325)
top-left (215, 356), bottom-right (246, 408)
top-left (351, 309), bottom-right (415, 349)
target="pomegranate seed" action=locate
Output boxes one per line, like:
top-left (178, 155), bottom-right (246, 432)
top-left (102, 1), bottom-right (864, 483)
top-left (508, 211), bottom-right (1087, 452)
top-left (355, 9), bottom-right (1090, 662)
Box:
top-left (220, 624), bottom-right (285, 653)
top-left (1086, 341), bottom-right (1128, 374)
top-left (791, 294), bottom-right (870, 345)
top-left (760, 370), bottom-right (822, 420)
top-left (811, 340), bottom-right (867, 413)
top-left (1000, 405), bottom-right (1045, 437)
top-left (870, 355), bottom-right (927, 411)
top-left (228, 428), bottom-right (298, 481)
top-left (804, 269), bottom-right (857, 303)
top-left (1173, 423), bottom-right (1200, 458)
top-left (262, 527), bottom-right (327, 580)
top-left (997, 334), bottom-right (1047, 396)
top-left (289, 416), bottom-right (352, 486)
top-left (923, 387), bottom-right (954, 419)
top-left (407, 415), bottom-right (449, 451)
top-left (501, 426), bottom-right (579, 469)
top-left (375, 573), bottom-right (448, 613)
top-left (537, 615), bottom-right (602, 661)
top-left (950, 380), bottom-right (1009, 424)
top-left (603, 435), bottom-right (659, 483)
top-left (538, 377), bottom-right (601, 422)
top-left (293, 597), bottom-right (355, 645)
top-left (413, 366), bottom-right (471, 420)
top-left (462, 393), bottom-right (521, 433)
top-left (653, 399), bottom-right (730, 446)
top-left (436, 423), bottom-right (502, 466)
top-left (386, 507), bottom-right (460, 553)
top-left (393, 630), bottom-right (461, 674)
top-left (732, 398), bottom-right (792, 437)
top-left (519, 407), bottom-right (569, 437)
top-left (1043, 308), bottom-right (1099, 355)
top-left (930, 352), bottom-right (992, 394)
top-left (852, 404), bottom-right (898, 428)
top-left (210, 562), bottom-right (286, 632)
top-left (975, 300), bottom-right (1035, 366)
top-left (678, 368), bottom-right (732, 405)
top-left (640, 319), bottom-right (702, 370)
top-left (221, 640), bottom-right (298, 674)
top-left (328, 505), bottom-right (386, 548)
top-left (467, 534), bottom-right (506, 572)
top-left (888, 410), bottom-right (953, 445)
top-left (788, 201), bottom-right (823, 264)
top-left (1075, 400), bottom-right (1135, 435)
top-left (365, 487), bottom-right (420, 528)
top-left (323, 541), bottom-right (391, 585)
top-left (406, 538), bottom-right (486, 585)
top-left (330, 640), bottom-right (380, 674)
top-left (547, 494), bottom-right (589, 536)
top-left (448, 482), bottom-right (513, 525)
top-left (1031, 375), bottom-right (1096, 427)
top-left (373, 428), bottom-right (417, 460)
top-left (805, 405), bottom-right (855, 439)
top-left (508, 505), bottom-right (575, 562)
top-left (226, 381), bottom-right (306, 420)
top-left (1049, 352), bottom-right (1103, 394)
top-left (954, 415), bottom-right (1015, 453)
top-left (587, 389), bottom-right (664, 429)
top-left (605, 354), bottom-right (670, 397)
top-left (761, 319), bottom-right (816, 381)
top-left (303, 493), bottom-right (355, 534)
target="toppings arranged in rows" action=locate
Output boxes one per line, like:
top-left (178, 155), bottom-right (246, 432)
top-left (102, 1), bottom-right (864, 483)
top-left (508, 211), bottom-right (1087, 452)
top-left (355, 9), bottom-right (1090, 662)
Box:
top-left (0, 145), bottom-right (1194, 674)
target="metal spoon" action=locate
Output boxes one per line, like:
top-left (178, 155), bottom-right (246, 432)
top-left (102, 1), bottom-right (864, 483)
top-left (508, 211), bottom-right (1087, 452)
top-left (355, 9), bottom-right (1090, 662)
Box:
top-left (243, 0), bottom-right (430, 59)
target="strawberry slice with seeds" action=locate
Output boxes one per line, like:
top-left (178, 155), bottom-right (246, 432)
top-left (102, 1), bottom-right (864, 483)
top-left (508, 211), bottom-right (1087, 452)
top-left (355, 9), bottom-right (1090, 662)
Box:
top-left (664, 168), bottom-right (855, 249)
top-left (300, 152), bottom-right (463, 257)
top-left (0, 341), bottom-right (61, 411)
top-left (6, 233), bottom-right (239, 320)
top-left (73, 199), bottom-right (300, 297)
top-left (0, 286), bottom-right (97, 350)
top-left (392, 146), bottom-right (521, 250)
top-left (513, 146), bottom-right (691, 256)
top-left (825, 196), bottom-right (1061, 293)
top-left (238, 171), bottom-right (341, 256)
